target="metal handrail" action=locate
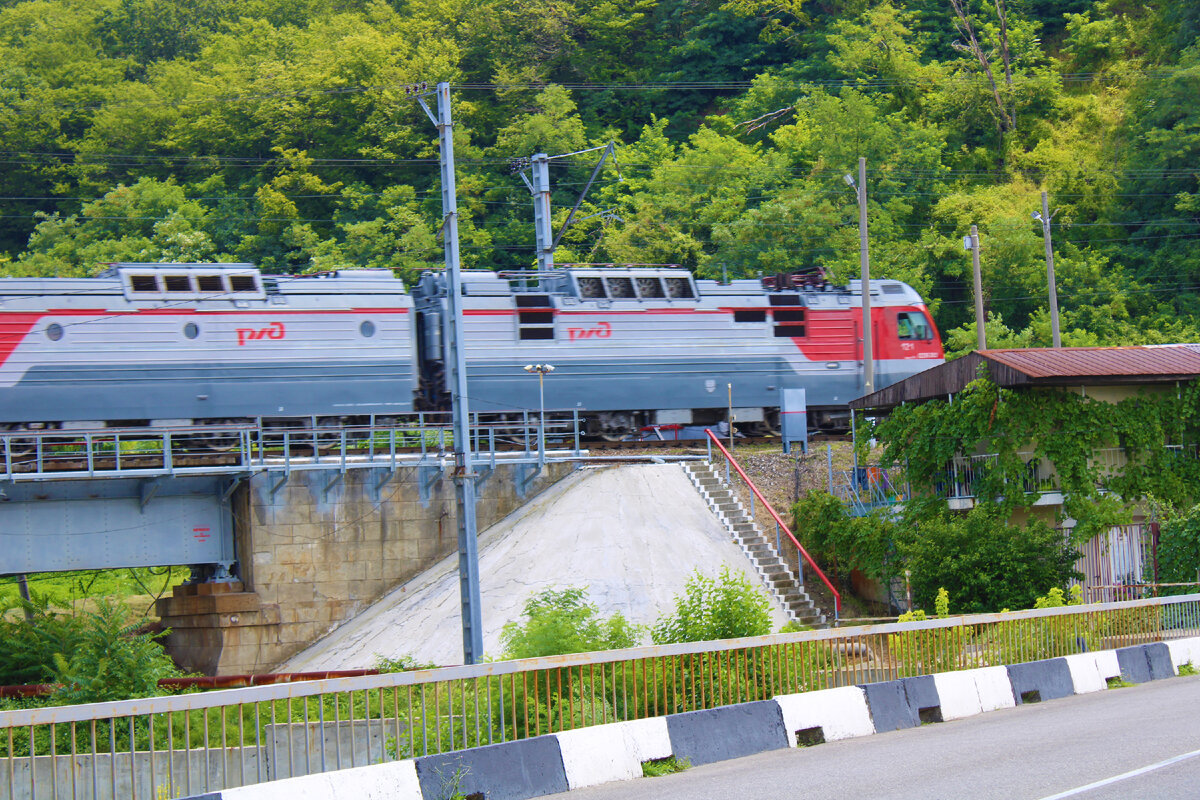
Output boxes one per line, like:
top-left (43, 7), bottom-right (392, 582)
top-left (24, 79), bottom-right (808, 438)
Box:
top-left (3, 594), bottom-right (1197, 799)
top-left (704, 429), bottom-right (841, 620)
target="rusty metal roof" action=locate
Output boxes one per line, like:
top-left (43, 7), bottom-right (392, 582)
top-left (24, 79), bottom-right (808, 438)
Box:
top-left (850, 344), bottom-right (1200, 411)
top-left (981, 345), bottom-right (1200, 378)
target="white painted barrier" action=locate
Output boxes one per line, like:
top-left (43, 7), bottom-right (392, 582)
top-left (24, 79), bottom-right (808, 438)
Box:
top-left (933, 666), bottom-right (1014, 719)
top-left (773, 686), bottom-right (875, 743)
top-left (1063, 653), bottom-right (1109, 694)
top-left (1166, 636), bottom-right (1200, 669)
top-left (220, 759), bottom-right (421, 800)
top-left (558, 718), bottom-right (671, 789)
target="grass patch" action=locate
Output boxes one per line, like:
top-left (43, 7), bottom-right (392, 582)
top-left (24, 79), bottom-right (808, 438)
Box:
top-left (1178, 661), bottom-right (1197, 677)
top-left (642, 756), bottom-right (691, 777)
top-left (1106, 676), bottom-right (1135, 689)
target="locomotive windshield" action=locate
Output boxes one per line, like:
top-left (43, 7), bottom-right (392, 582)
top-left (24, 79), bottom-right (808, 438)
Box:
top-left (896, 311), bottom-right (933, 341)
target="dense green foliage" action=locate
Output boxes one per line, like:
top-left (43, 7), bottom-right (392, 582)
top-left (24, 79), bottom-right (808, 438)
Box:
top-left (901, 506), bottom-right (1079, 612)
top-left (0, 598), bottom-right (182, 696)
top-left (650, 566), bottom-right (773, 643)
top-left (0, 0), bottom-right (1197, 347)
top-left (793, 490), bottom-right (1080, 611)
top-left (797, 376), bottom-right (1200, 610)
top-left (874, 376), bottom-right (1200, 539)
top-left (499, 586), bottom-right (639, 658)
top-left (0, 567), bottom-right (187, 609)
top-left (1159, 504), bottom-right (1200, 592)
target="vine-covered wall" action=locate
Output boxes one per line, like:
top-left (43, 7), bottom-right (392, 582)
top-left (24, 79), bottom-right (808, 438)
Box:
top-left (871, 375), bottom-right (1200, 542)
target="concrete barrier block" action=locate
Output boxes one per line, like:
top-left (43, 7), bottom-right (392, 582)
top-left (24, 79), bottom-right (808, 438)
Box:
top-left (621, 716), bottom-right (672, 762)
top-left (901, 675), bottom-right (942, 722)
top-left (774, 686), bottom-right (874, 742)
top-left (219, 774), bottom-right (336, 800)
top-left (220, 760), bottom-right (422, 800)
top-left (859, 680), bottom-right (919, 732)
top-left (1094, 650), bottom-right (1120, 680)
top-left (1145, 642), bottom-right (1176, 680)
top-left (1116, 645), bottom-right (1154, 683)
top-left (415, 735), bottom-right (568, 800)
top-left (1063, 653), bottom-right (1107, 694)
top-left (1166, 636), bottom-right (1200, 669)
top-left (972, 666), bottom-right (1017, 712)
top-left (932, 671), bottom-right (982, 720)
top-left (557, 722), bottom-right (642, 790)
top-left (665, 700), bottom-right (788, 766)
top-left (1007, 659), bottom-right (1074, 704)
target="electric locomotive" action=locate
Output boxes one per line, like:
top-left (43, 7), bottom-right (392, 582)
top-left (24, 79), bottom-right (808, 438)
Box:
top-left (412, 265), bottom-right (943, 438)
top-left (0, 262), bottom-right (943, 440)
top-left (0, 263), bottom-right (417, 439)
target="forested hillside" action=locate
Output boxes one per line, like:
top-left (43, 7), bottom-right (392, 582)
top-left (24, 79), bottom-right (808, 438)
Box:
top-left (0, 0), bottom-right (1197, 352)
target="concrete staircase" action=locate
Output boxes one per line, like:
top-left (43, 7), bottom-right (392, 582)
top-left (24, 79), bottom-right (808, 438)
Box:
top-left (683, 461), bottom-right (827, 628)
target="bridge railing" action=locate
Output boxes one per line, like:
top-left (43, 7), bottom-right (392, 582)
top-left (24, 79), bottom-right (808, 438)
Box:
top-left (0, 412), bottom-right (586, 482)
top-left (4, 594), bottom-right (1199, 800)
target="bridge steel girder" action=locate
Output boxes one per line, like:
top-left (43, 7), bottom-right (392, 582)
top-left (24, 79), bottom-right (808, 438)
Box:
top-left (0, 476), bottom-right (234, 574)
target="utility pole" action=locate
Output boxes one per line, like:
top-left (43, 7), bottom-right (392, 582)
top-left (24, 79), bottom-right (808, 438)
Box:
top-left (967, 225), bottom-right (985, 350)
top-left (856, 158), bottom-right (873, 394)
top-left (415, 81), bottom-right (484, 664)
top-left (1037, 191), bottom-right (1062, 348)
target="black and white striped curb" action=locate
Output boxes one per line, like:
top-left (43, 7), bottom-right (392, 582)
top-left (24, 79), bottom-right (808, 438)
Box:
top-left (184, 637), bottom-right (1200, 800)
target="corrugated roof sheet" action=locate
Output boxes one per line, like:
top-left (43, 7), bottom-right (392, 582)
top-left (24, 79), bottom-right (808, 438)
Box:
top-left (981, 345), bottom-right (1200, 378)
top-left (850, 344), bottom-right (1200, 411)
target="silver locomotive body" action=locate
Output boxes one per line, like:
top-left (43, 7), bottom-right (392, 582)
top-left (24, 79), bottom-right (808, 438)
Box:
top-left (0, 263), bottom-right (417, 429)
top-left (412, 267), bottom-right (943, 438)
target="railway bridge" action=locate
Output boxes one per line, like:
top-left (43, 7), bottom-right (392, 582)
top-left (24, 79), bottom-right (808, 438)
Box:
top-left (0, 416), bottom-right (579, 674)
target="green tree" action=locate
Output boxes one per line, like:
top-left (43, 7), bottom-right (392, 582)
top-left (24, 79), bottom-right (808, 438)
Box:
top-left (650, 566), bottom-right (772, 644)
top-left (898, 506), bottom-right (1080, 614)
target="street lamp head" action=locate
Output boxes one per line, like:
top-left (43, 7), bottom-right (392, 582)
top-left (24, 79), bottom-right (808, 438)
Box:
top-left (1032, 210), bottom-right (1043, 222)
top-left (842, 174), bottom-right (856, 188)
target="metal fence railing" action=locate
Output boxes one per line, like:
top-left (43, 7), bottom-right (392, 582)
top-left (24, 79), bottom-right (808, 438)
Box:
top-left (1, 412), bottom-right (585, 482)
top-left (4, 594), bottom-right (1200, 799)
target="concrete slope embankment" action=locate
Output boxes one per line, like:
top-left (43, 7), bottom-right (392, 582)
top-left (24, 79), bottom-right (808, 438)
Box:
top-left (280, 463), bottom-right (790, 669)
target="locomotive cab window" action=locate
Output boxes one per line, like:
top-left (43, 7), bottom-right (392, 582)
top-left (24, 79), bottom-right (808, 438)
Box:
top-left (896, 311), bottom-right (932, 341)
top-left (164, 275), bottom-right (192, 292)
top-left (229, 275), bottom-right (258, 292)
top-left (196, 275), bottom-right (225, 292)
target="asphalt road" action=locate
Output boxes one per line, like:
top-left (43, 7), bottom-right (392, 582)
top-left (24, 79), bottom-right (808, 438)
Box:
top-left (542, 675), bottom-right (1200, 800)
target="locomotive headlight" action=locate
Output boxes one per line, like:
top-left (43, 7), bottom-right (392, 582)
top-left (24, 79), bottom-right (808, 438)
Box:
top-left (826, 362), bottom-right (840, 369)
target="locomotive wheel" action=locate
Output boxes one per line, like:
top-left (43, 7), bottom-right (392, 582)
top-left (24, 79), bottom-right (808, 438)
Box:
top-left (593, 412), bottom-right (636, 442)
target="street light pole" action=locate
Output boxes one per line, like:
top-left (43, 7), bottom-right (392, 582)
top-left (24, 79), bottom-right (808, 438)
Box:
top-left (524, 364), bottom-right (555, 468)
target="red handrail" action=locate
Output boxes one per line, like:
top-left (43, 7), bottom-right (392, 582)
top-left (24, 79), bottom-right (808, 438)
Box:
top-left (705, 429), bottom-right (841, 619)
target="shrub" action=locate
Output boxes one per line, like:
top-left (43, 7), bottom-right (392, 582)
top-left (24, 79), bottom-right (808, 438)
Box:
top-left (651, 566), bottom-right (772, 644)
top-left (500, 587), bottom-right (639, 659)
top-left (1159, 504), bottom-right (1200, 594)
top-left (899, 507), bottom-right (1081, 614)
top-left (49, 600), bottom-right (182, 704)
